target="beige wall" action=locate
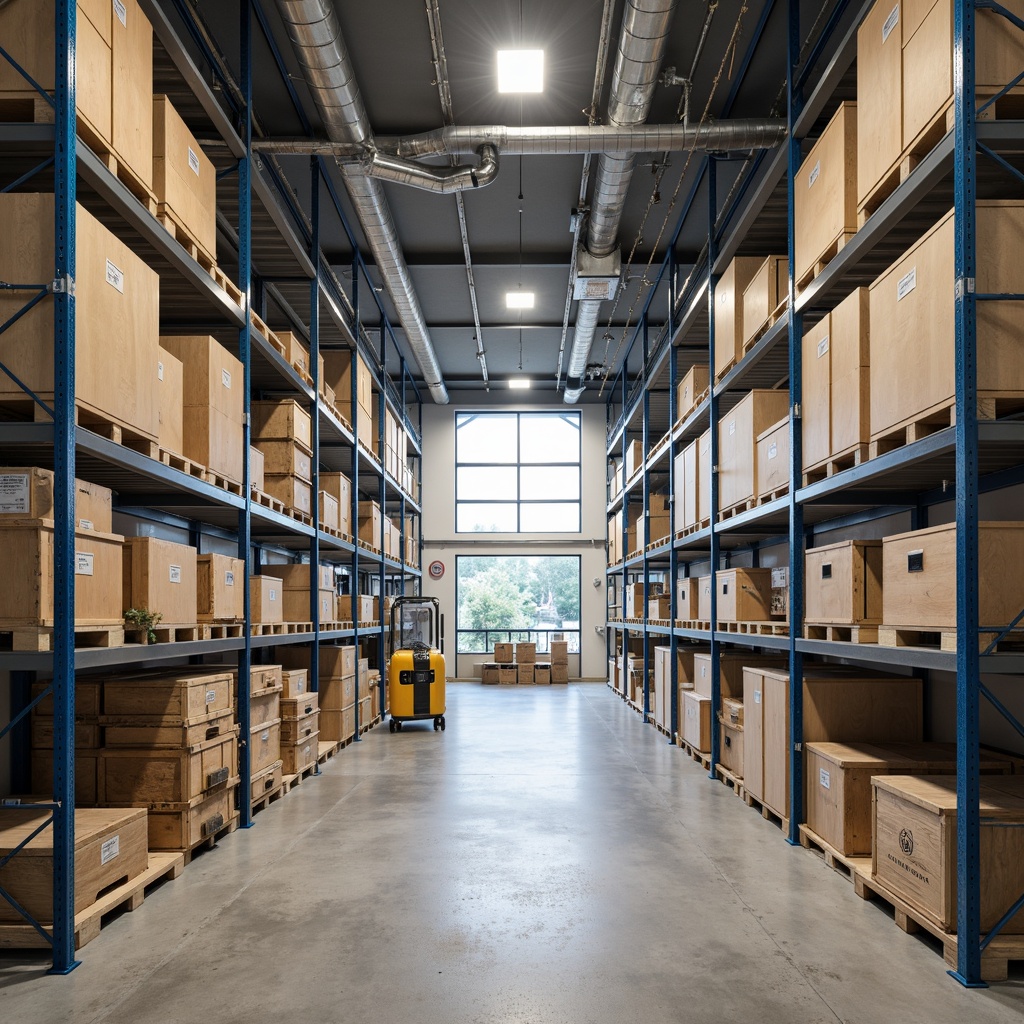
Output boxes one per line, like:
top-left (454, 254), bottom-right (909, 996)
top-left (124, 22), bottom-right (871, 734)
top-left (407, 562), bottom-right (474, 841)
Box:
top-left (420, 402), bottom-right (608, 679)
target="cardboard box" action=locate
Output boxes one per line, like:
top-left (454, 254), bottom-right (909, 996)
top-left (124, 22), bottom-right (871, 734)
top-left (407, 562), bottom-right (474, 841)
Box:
top-left (534, 663), bottom-right (551, 684)
top-left (625, 439), bottom-right (644, 479)
top-left (481, 663), bottom-right (500, 684)
top-left (122, 536), bottom-right (198, 624)
top-left (249, 575), bottom-right (283, 624)
top-left (0, 467), bottom-right (112, 533)
top-left (498, 666), bottom-right (517, 684)
top-left (682, 690), bottom-right (712, 752)
top-left (515, 642), bottom-right (536, 664)
top-left (156, 346), bottom-right (184, 456)
top-left (494, 642), bottom-right (514, 664)
top-left (718, 389), bottom-right (790, 512)
top-left (755, 416), bottom-right (789, 500)
top-left (805, 539), bottom-right (882, 626)
top-left (550, 664), bottom-right (569, 684)
top-left (160, 335), bottom-right (244, 481)
top-left (549, 640), bottom-right (569, 665)
top-left (714, 256), bottom-right (764, 380)
top-left (517, 664), bottom-right (535, 685)
top-left (197, 552), bottom-right (245, 621)
top-left (676, 363), bottom-right (709, 422)
top-left (251, 399), bottom-right (312, 449)
top-left (741, 255), bottom-right (788, 351)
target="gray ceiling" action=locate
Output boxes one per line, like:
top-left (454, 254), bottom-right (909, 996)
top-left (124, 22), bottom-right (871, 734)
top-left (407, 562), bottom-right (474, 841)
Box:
top-left (167, 0), bottom-right (848, 404)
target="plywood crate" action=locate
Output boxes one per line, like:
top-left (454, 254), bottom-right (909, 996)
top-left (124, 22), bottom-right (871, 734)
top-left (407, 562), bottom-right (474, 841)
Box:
top-left (678, 439), bottom-right (701, 532)
top-left (794, 101), bottom-right (857, 286)
top-left (676, 363), bottom-right (709, 422)
top-left (156, 346), bottom-right (184, 456)
top-left (0, 196), bottom-right (159, 440)
top-left (281, 707), bottom-right (318, 745)
top-left (249, 690), bottom-right (280, 731)
top-left (358, 500), bottom-right (382, 547)
top-left (122, 536), bottom-right (198, 624)
top-left (102, 708), bottom-right (235, 749)
top-left (261, 563), bottom-right (334, 592)
top-left (250, 445), bottom-right (265, 491)
top-left (264, 474), bottom-right (312, 517)
top-left (255, 440), bottom-right (312, 482)
top-left (279, 331), bottom-right (323, 384)
top-left (319, 490), bottom-right (340, 533)
top-left (623, 439), bottom-right (644, 480)
top-left (741, 255), bottom-right (788, 350)
top-left (159, 335), bottom-right (243, 482)
top-left (320, 472), bottom-right (351, 529)
top-left (31, 677), bottom-right (102, 718)
top-left (681, 690), bottom-right (712, 752)
top-left (719, 717), bottom-right (744, 776)
top-left (99, 733), bottom-right (237, 805)
top-left (805, 539), bottom-right (882, 626)
top-left (251, 399), bottom-right (312, 449)
top-left (0, 520), bottom-right (123, 626)
top-left (248, 664), bottom-right (282, 695)
top-left (676, 577), bottom-right (699, 620)
top-left (698, 430), bottom-right (711, 522)
top-left (196, 553), bottom-right (244, 621)
top-left (872, 774), bottom-right (1024, 933)
top-left (0, 0), bottom-right (153, 191)
top-left (152, 95), bottom-right (216, 261)
top-left (714, 256), bottom-right (764, 380)
top-left (337, 594), bottom-right (374, 623)
top-left (881, 522), bottom-right (1024, 636)
top-left (249, 575), bottom-right (283, 624)
top-left (0, 467), bottom-right (112, 532)
top-left (871, 205), bottom-right (1024, 442)
top-left (697, 575), bottom-right (713, 622)
top-left (104, 669), bottom-right (234, 722)
top-left (250, 760), bottom-right (283, 805)
top-left (323, 350), bottom-right (373, 419)
top-left (713, 567), bottom-right (780, 623)
top-left (249, 719), bottom-right (281, 775)
top-left (31, 715), bottom-right (101, 750)
top-left (31, 748), bottom-right (101, 806)
top-left (718, 390), bottom-right (790, 512)
top-left (694, 651), bottom-right (787, 699)
top-left (755, 416), bottom-right (789, 501)
top-left (0, 807), bottom-right (148, 923)
top-left (318, 675), bottom-right (356, 714)
top-left (281, 588), bottom-right (334, 624)
top-left (282, 669), bottom-right (308, 698)
top-left (145, 784), bottom-right (236, 851)
top-left (281, 691), bottom-right (318, 724)
top-left (283, 732), bottom-right (320, 775)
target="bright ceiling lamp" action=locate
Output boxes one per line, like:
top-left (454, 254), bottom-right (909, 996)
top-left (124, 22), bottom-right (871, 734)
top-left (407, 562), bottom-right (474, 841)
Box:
top-left (497, 49), bottom-right (544, 93)
top-left (508, 378), bottom-right (531, 389)
top-left (506, 290), bottom-right (535, 309)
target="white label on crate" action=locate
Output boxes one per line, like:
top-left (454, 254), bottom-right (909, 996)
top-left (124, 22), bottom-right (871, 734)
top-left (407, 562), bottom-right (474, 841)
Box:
top-left (75, 551), bottom-right (94, 576)
top-left (169, 564), bottom-right (182, 584)
top-left (269, 588), bottom-right (277, 601)
top-left (304, 745), bottom-right (311, 757)
top-left (771, 567), bottom-right (788, 588)
top-left (808, 160), bottom-right (820, 188)
top-left (819, 768), bottom-right (831, 790)
top-left (100, 834), bottom-right (120, 864)
top-left (897, 267), bottom-right (917, 301)
top-left (78, 518), bottom-right (93, 531)
top-left (882, 5), bottom-right (899, 43)
top-left (105, 259), bottom-right (124, 293)
top-left (206, 689), bottom-right (217, 704)
top-left (188, 146), bottom-right (200, 177)
top-left (754, 689), bottom-right (762, 704)
top-left (113, 0), bottom-right (127, 29)
top-left (261, 730), bottom-right (269, 742)
top-left (728, 420), bottom-right (736, 436)
top-left (221, 368), bottom-right (232, 389)
top-left (817, 335), bottom-right (829, 358)
top-left (157, 361), bottom-right (164, 381)
top-left (225, 571), bottom-right (235, 587)
top-left (720, 290), bottom-right (727, 304)
top-left (701, 664), bottom-right (707, 677)
top-left (0, 473), bottom-right (30, 514)
top-left (768, 442), bottom-right (778, 460)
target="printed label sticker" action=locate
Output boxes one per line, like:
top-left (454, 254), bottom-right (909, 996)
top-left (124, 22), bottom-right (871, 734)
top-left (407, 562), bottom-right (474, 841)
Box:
top-left (206, 690), bottom-right (217, 704)
top-left (0, 473), bottom-right (30, 514)
top-left (808, 160), bottom-right (820, 188)
top-left (101, 834), bottom-right (120, 864)
top-left (768, 442), bottom-right (778, 460)
top-left (188, 147), bottom-right (200, 176)
top-left (817, 335), bottom-right (829, 358)
top-left (105, 259), bottom-right (124, 293)
top-left (820, 768), bottom-right (831, 789)
top-left (75, 552), bottom-right (94, 576)
top-left (78, 518), bottom-right (94, 531)
top-left (114, 0), bottom-right (127, 29)
top-left (225, 571), bottom-right (235, 586)
top-left (882, 4), bottom-right (899, 43)
top-left (897, 267), bottom-right (917, 301)
top-left (169, 564), bottom-right (182, 584)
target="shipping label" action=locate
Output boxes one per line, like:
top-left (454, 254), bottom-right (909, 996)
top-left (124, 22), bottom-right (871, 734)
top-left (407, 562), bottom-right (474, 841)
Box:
top-left (105, 259), bottom-right (124, 293)
top-left (897, 267), bottom-right (917, 301)
top-left (882, 4), bottom-right (898, 43)
top-left (0, 473), bottom-right (30, 514)
top-left (222, 368), bottom-right (232, 389)
top-left (169, 564), bottom-right (182, 584)
top-left (225, 571), bottom-right (235, 587)
top-left (113, 0), bottom-right (127, 29)
top-left (768, 442), bottom-right (778, 460)
top-left (206, 689), bottom-right (217, 704)
top-left (157, 361), bottom-right (164, 381)
top-left (75, 551), bottom-right (95, 576)
top-left (188, 147), bottom-right (200, 176)
top-left (78, 518), bottom-right (94, 531)
top-left (817, 335), bottom-right (829, 358)
top-left (101, 834), bottom-right (120, 864)
top-left (808, 160), bottom-right (820, 189)
top-left (819, 768), bottom-right (831, 790)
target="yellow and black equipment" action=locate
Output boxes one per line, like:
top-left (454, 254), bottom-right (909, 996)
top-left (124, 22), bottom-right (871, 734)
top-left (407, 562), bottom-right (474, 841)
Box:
top-left (387, 596), bottom-right (446, 732)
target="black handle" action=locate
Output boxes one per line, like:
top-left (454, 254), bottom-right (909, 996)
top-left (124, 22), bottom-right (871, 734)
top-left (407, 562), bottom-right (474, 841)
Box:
top-left (821, 562), bottom-right (832, 580)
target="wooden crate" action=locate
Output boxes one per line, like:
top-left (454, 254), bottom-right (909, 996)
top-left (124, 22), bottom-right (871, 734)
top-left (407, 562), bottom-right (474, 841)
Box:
top-left (159, 335), bottom-right (243, 482)
top-left (156, 346), bottom-right (184, 456)
top-left (805, 539), bottom-right (883, 626)
top-left (676, 363), bottom-right (709, 422)
top-left (323, 350), bottom-right (373, 419)
top-left (197, 553), bottom-right (245, 621)
top-left (249, 664), bottom-right (282, 694)
top-left (152, 95), bottom-right (216, 261)
top-left (319, 704), bottom-right (356, 743)
top-left (794, 102), bottom-right (857, 285)
top-left (281, 669), bottom-right (309, 698)
top-left (0, 467), bottom-right (112, 532)
top-left (249, 720), bottom-right (281, 775)
top-left (714, 256), bottom-right (764, 379)
top-left (102, 707), bottom-right (235, 749)
top-left (741, 255), bottom-right (788, 350)
top-left (264, 474), bottom-right (312, 516)
top-left (261, 563), bottom-right (333, 591)
top-left (336, 594), bottom-right (374, 623)
top-left (319, 490), bottom-right (340, 533)
top-left (358, 500), bottom-right (383, 547)
top-left (694, 651), bottom-right (787, 700)
top-left (870, 205), bottom-right (1024, 440)
top-left (280, 588), bottom-right (334, 624)
top-left (882, 522), bottom-right (1024, 632)
top-left (676, 577), bottom-right (699, 620)
top-left (0, 196), bottom-right (159, 440)
top-left (103, 669), bottom-right (234, 722)
top-left (251, 399), bottom-right (312, 448)
top-left (249, 575), bottom-right (283, 624)
top-left (312, 673), bottom-right (355, 715)
top-left (250, 445), bottom-right (265, 491)
top-left (122, 536), bottom-right (198, 625)
top-left (30, 715), bottom-right (101, 750)
top-left (31, 748), bottom-right (101, 806)
top-left (99, 733), bottom-right (237, 804)
top-left (31, 678), bottom-right (102, 718)
top-left (516, 664), bottom-right (534, 685)
top-left (719, 717), bottom-right (744, 777)
top-left (718, 390), bottom-right (790, 512)
top-left (680, 438), bottom-right (702, 531)
top-left (714, 567), bottom-right (780, 623)
top-left (755, 416), bottom-right (789, 500)
top-left (872, 774), bottom-right (1024, 933)
top-left (0, 807), bottom-right (148, 923)
top-left (0, 520), bottom-right (123, 626)
top-left (250, 760), bottom-right (283, 805)
top-left (624, 439), bottom-right (644, 480)
top-left (250, 690), bottom-right (280, 730)
top-left (282, 732), bottom-right (320, 774)
top-left (698, 430), bottom-right (711, 523)
top-left (255, 440), bottom-right (311, 482)
top-left (697, 575), bottom-right (713, 622)
top-left (681, 690), bottom-right (711, 752)
top-left (278, 331), bottom-right (323, 385)
top-left (802, 314), bottom-right (833, 471)
top-left (145, 784), bottom-right (236, 851)
top-left (281, 691), bottom-right (319, 722)
top-left (320, 471), bottom-right (351, 515)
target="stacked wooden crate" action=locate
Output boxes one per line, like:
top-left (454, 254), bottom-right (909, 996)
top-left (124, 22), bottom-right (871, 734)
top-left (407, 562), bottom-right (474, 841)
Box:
top-left (122, 536), bottom-right (199, 638)
top-left (320, 471), bottom-right (352, 538)
top-left (243, 665), bottom-right (283, 800)
top-left (358, 499), bottom-right (383, 552)
top-left (30, 678), bottom-right (104, 805)
top-left (281, 683), bottom-right (320, 777)
top-left (324, 349), bottom-right (374, 450)
top-left (197, 553), bottom-right (246, 627)
top-left (251, 399), bottom-right (313, 517)
top-left (261, 563), bottom-right (336, 625)
top-left (280, 645), bottom-right (358, 744)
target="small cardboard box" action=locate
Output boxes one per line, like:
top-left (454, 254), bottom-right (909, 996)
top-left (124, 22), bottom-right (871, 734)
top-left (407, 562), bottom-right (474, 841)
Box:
top-left (534, 663), bottom-right (551, 684)
top-left (549, 640), bottom-right (569, 665)
top-left (515, 642), bottom-right (536, 664)
top-left (517, 664), bottom-right (535, 685)
top-left (481, 664), bottom-right (499, 684)
top-left (497, 666), bottom-right (517, 684)
top-left (550, 664), bottom-right (569, 684)
top-left (494, 643), bottom-right (514, 664)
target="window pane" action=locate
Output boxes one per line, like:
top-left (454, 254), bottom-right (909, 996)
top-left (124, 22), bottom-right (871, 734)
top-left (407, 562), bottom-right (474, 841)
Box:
top-left (520, 466), bottom-right (580, 501)
top-left (519, 502), bottom-right (579, 533)
top-left (456, 412), bottom-right (518, 463)
top-left (519, 413), bottom-right (579, 463)
top-left (457, 466), bottom-right (517, 500)
top-left (457, 502), bottom-right (518, 533)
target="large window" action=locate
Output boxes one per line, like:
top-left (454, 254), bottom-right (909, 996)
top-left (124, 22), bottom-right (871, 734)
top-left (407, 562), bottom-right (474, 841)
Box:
top-left (455, 411), bottom-right (581, 533)
top-left (457, 555), bottom-right (581, 654)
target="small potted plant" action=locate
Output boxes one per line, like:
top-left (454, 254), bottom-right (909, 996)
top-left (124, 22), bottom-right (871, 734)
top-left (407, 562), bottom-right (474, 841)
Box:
top-left (124, 607), bottom-right (163, 645)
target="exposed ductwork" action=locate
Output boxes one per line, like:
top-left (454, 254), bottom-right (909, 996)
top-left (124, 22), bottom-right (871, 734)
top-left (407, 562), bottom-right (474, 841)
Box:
top-left (363, 144), bottom-right (500, 194)
top-left (274, 0), bottom-right (450, 404)
top-left (564, 0), bottom-right (678, 403)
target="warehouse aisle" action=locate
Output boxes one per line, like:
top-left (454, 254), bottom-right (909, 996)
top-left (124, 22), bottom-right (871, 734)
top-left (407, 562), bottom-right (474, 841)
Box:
top-left (1, 683), bottom-right (1022, 1023)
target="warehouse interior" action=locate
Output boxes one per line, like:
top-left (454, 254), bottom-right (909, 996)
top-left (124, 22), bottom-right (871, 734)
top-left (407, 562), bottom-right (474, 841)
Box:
top-left (3, 0), bottom-right (1024, 1015)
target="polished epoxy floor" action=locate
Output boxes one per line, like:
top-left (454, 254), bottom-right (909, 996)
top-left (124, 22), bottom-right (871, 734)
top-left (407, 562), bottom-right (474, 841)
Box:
top-left (2, 682), bottom-right (1023, 1023)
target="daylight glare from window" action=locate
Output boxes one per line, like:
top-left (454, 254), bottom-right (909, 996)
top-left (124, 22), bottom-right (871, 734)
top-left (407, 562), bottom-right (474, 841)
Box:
top-left (455, 412), bottom-right (581, 533)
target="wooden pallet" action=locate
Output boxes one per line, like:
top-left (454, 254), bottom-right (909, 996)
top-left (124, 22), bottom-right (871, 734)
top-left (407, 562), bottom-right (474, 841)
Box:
top-left (795, 231), bottom-right (856, 294)
top-left (358, 714), bottom-right (382, 736)
top-left (677, 738), bottom-right (712, 770)
top-left (157, 447), bottom-right (207, 480)
top-left (209, 265), bottom-right (243, 306)
top-left (801, 444), bottom-right (871, 486)
top-left (249, 311), bottom-right (287, 358)
top-left (718, 498), bottom-right (756, 521)
top-left (742, 297), bottom-right (790, 353)
top-left (251, 488), bottom-right (286, 515)
top-left (198, 621), bottom-right (245, 640)
top-left (282, 760), bottom-right (319, 794)
top-left (317, 739), bottom-right (342, 764)
top-left (124, 623), bottom-right (200, 645)
top-left (877, 625), bottom-right (1024, 654)
top-left (715, 763), bottom-right (745, 797)
top-left (156, 204), bottom-right (216, 273)
top-left (250, 783), bottom-right (286, 816)
top-left (755, 485), bottom-right (789, 506)
top-left (854, 870), bottom-right (1024, 983)
top-left (803, 623), bottom-right (879, 644)
top-left (740, 789), bottom-right (789, 834)
top-left (249, 622), bottom-right (287, 636)
top-left (797, 824), bottom-right (871, 884)
top-left (0, 852), bottom-right (184, 951)
top-left (0, 622), bottom-right (124, 653)
top-left (714, 356), bottom-right (737, 384)
top-left (678, 620), bottom-right (711, 631)
top-left (181, 811), bottom-right (239, 866)
top-left (286, 506), bottom-right (313, 526)
top-left (651, 719), bottom-right (673, 741)
top-left (280, 622), bottom-right (315, 635)
top-left (674, 519), bottom-right (711, 541)
top-left (204, 468), bottom-right (244, 496)
top-left (718, 620), bottom-right (789, 636)
top-left (358, 541), bottom-right (383, 557)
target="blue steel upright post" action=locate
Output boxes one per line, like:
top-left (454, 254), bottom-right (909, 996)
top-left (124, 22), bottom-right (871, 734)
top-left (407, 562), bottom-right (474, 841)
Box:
top-left (667, 330), bottom-right (678, 743)
top-left (236, 0), bottom-right (254, 828)
top-left (641, 381), bottom-right (651, 722)
top-left (786, 0), bottom-right (806, 846)
top-left (707, 157), bottom-right (720, 778)
top-left (309, 158), bottom-right (321, 692)
top-left (50, 0), bottom-right (80, 974)
top-left (951, 0), bottom-right (984, 988)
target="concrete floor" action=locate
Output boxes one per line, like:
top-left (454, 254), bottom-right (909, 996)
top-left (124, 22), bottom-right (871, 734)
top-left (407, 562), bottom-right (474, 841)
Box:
top-left (2, 682), bottom-right (1023, 1023)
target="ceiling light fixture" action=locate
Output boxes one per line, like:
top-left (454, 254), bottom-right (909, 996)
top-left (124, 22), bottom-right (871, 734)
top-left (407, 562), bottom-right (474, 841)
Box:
top-left (508, 378), bottom-right (532, 389)
top-left (497, 49), bottom-right (544, 93)
top-left (506, 290), bottom-right (535, 309)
